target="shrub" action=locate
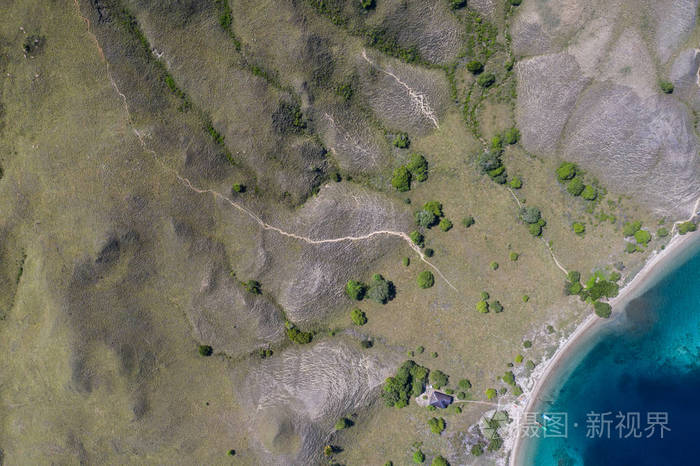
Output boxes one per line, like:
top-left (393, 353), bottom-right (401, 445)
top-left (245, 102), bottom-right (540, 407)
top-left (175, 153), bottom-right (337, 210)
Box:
top-left (481, 291), bottom-right (490, 300)
top-left (522, 295), bottom-right (529, 302)
top-left (345, 280), bottom-right (367, 300)
top-left (423, 201), bottom-right (443, 217)
top-left (510, 252), bottom-right (519, 261)
top-left (609, 271), bottom-right (621, 282)
top-left (232, 183), bottom-right (246, 193)
top-left (634, 229), bottom-right (651, 245)
top-left (529, 223), bottom-right (543, 236)
top-left (476, 300), bottom-right (489, 313)
top-left (351, 308), bottom-right (367, 326)
top-left (360, 0), bottom-right (376, 10)
top-left (504, 127), bottom-right (520, 144)
top-left (623, 221), bottom-right (642, 237)
top-left (416, 345), bottom-right (425, 354)
top-left (382, 360), bottom-right (430, 407)
top-left (430, 370), bottom-right (449, 389)
top-left (581, 185), bottom-right (597, 200)
top-left (466, 60), bottom-right (484, 74)
top-left (659, 80), bottom-right (674, 94)
top-left (413, 450), bottom-right (426, 463)
top-left (23, 34), bottom-right (46, 54)
top-left (491, 135), bottom-right (503, 152)
top-left (625, 242), bottom-right (637, 253)
top-left (458, 378), bottom-right (472, 390)
top-left (568, 271), bottom-right (581, 282)
top-left (417, 270), bottom-right (435, 289)
top-left (424, 248), bottom-right (434, 257)
top-left (471, 443), bottom-right (484, 456)
top-left (515, 354), bottom-right (523, 363)
top-left (556, 162), bottom-right (577, 181)
top-left (428, 417), bottom-right (446, 434)
top-left (407, 153), bottom-right (429, 181)
top-left (335, 83), bottom-right (353, 101)
top-left (227, 449), bottom-right (236, 456)
top-left (657, 227), bottom-right (669, 237)
top-left (566, 177), bottom-right (585, 196)
top-left (478, 151), bottom-right (507, 183)
top-left (198, 345), bottom-right (213, 356)
top-left (594, 301), bottom-right (612, 318)
top-left (573, 222), bottom-right (585, 235)
top-left (393, 132), bottom-right (410, 148)
top-left (520, 206), bottom-right (541, 224)
top-left (410, 231), bottom-right (425, 247)
top-left (391, 166), bottom-right (412, 192)
top-left (457, 391), bottom-right (467, 399)
top-left (286, 325), bottom-right (313, 344)
top-left (490, 261), bottom-right (499, 270)
top-left (547, 325), bottom-right (555, 333)
top-left (439, 218), bottom-right (453, 232)
top-left (491, 301), bottom-right (503, 313)
top-left (403, 257), bottom-right (410, 266)
top-left (335, 417), bottom-right (353, 430)
top-left (462, 216), bottom-right (475, 228)
top-left (416, 209), bottom-right (438, 228)
top-left (324, 445), bottom-right (334, 456)
top-left (485, 388), bottom-right (497, 400)
top-left (586, 278), bottom-right (619, 300)
top-left (432, 455), bottom-right (449, 466)
top-left (477, 73), bottom-right (496, 87)
top-left (368, 274), bottom-right (394, 304)
top-left (523, 340), bottom-right (532, 348)
top-left (510, 176), bottom-right (522, 189)
top-left (245, 280), bottom-right (262, 294)
top-left (679, 221), bottom-right (697, 235)
top-left (431, 352), bottom-right (438, 358)
top-left (503, 371), bottom-right (515, 386)
top-left (509, 0), bottom-right (522, 5)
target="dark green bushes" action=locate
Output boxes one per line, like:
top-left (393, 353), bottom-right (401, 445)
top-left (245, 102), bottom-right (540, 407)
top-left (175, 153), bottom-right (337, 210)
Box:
top-left (393, 132), bottom-right (410, 148)
top-left (391, 166), bottom-right (412, 192)
top-left (466, 60), bottom-right (484, 74)
top-left (679, 221), bottom-right (697, 235)
top-left (198, 345), bottom-right (213, 356)
top-left (520, 206), bottom-right (546, 236)
top-left (581, 185), bottom-right (597, 200)
top-left (351, 308), bottom-right (367, 326)
top-left (477, 73), bottom-right (496, 88)
top-left (439, 218), bottom-right (453, 231)
top-left (477, 151), bottom-right (507, 184)
top-left (634, 229), bottom-right (651, 245)
top-left (462, 216), bottom-right (475, 228)
top-left (504, 127), bottom-right (520, 144)
top-left (573, 222), bottom-right (585, 236)
top-left (428, 417), bottom-right (446, 434)
top-left (367, 274), bottom-right (394, 304)
top-left (623, 220), bottom-right (642, 237)
top-left (245, 280), bottom-right (262, 294)
top-left (476, 300), bottom-right (489, 313)
top-left (659, 80), bottom-right (674, 94)
top-left (407, 153), bottom-right (429, 181)
top-left (594, 301), bottom-right (612, 318)
top-left (413, 450), bottom-right (425, 463)
top-left (509, 176), bottom-right (522, 189)
top-left (410, 231), bottom-right (425, 247)
top-left (417, 270), bottom-right (435, 289)
top-left (556, 162), bottom-right (577, 181)
top-left (430, 370), bottom-right (449, 389)
top-left (432, 455), bottom-right (449, 466)
top-left (286, 324), bottom-right (313, 344)
top-left (566, 177), bottom-right (585, 196)
top-left (382, 360), bottom-right (429, 408)
top-left (345, 280), bottom-right (367, 300)
top-left (335, 417), bottom-right (353, 429)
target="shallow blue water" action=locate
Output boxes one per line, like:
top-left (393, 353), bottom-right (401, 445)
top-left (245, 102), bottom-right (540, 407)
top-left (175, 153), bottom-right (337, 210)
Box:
top-left (525, 241), bottom-right (700, 465)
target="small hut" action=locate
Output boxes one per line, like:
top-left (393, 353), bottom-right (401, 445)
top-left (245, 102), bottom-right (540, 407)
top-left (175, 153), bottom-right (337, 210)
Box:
top-left (429, 391), bottom-right (453, 409)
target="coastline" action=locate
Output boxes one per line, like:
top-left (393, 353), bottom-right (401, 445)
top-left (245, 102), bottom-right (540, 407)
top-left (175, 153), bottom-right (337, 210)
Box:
top-left (508, 230), bottom-right (700, 466)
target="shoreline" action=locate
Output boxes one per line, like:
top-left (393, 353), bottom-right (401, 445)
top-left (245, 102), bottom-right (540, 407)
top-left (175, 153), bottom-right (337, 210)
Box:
top-left (508, 230), bottom-right (700, 466)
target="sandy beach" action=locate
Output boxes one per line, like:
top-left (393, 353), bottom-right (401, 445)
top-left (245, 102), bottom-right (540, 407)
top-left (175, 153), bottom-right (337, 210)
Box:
top-left (508, 229), bottom-right (700, 466)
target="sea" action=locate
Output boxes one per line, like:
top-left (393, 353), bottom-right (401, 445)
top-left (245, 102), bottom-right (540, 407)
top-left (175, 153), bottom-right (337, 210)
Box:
top-left (521, 237), bottom-right (700, 465)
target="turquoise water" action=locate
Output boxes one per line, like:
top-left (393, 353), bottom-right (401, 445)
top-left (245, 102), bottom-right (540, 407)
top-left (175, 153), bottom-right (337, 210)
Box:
top-left (524, 239), bottom-right (700, 465)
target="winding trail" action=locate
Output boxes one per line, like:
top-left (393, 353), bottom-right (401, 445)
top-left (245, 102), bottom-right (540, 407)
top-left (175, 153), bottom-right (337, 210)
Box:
top-left (72, 2), bottom-right (457, 291)
top-left (361, 49), bottom-right (440, 129)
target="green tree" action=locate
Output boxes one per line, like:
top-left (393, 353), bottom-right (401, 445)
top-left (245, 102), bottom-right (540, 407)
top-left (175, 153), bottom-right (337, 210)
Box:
top-left (556, 162), bottom-right (577, 181)
top-left (466, 60), bottom-right (484, 73)
top-left (351, 308), bottom-right (367, 326)
top-left (594, 301), bottom-right (612, 318)
top-left (480, 291), bottom-right (490, 300)
top-left (520, 206), bottom-right (541, 224)
top-left (232, 183), bottom-right (245, 193)
top-left (345, 280), bottom-right (366, 300)
top-left (634, 229), bottom-right (651, 245)
top-left (566, 177), bottom-right (585, 196)
top-left (623, 221), bottom-right (642, 237)
top-left (430, 370), bottom-right (449, 389)
top-left (471, 443), bottom-right (484, 456)
top-left (491, 301), bottom-right (503, 313)
top-left (477, 73), bottom-right (496, 87)
top-left (657, 227), bottom-right (669, 237)
top-left (510, 252), bottom-right (519, 261)
top-left (367, 274), bottom-right (393, 304)
top-left (503, 371), bottom-right (515, 386)
top-left (286, 325), bottom-right (313, 344)
top-left (581, 185), bottom-right (597, 200)
top-left (490, 261), bottom-right (499, 270)
top-left (428, 417), bottom-right (446, 434)
top-left (393, 132), bottom-right (410, 148)
top-left (407, 153), bottom-right (429, 181)
top-left (413, 449), bottom-right (426, 463)
top-left (245, 280), bottom-right (262, 294)
top-left (510, 176), bottom-right (522, 189)
top-left (423, 201), bottom-right (443, 217)
top-left (335, 417), bottom-right (353, 430)
top-left (417, 270), bottom-right (435, 289)
top-left (382, 360), bottom-right (430, 407)
top-left (416, 209), bottom-right (438, 228)
top-left (431, 455), bottom-right (449, 466)
top-left (476, 300), bottom-right (489, 313)
top-left (485, 388), bottom-right (497, 400)
top-left (439, 218), bottom-right (453, 232)
top-left (504, 127), bottom-right (520, 144)
top-left (523, 340), bottom-right (532, 348)
top-left (391, 166), bottom-right (412, 192)
top-left (462, 216), bottom-right (475, 228)
top-left (410, 231), bottom-right (425, 247)
top-left (458, 379), bottom-right (472, 390)
top-left (659, 80), bottom-right (674, 94)
top-left (573, 222), bottom-right (585, 235)
top-left (198, 345), bottom-right (213, 356)
top-left (679, 221), bottom-right (697, 235)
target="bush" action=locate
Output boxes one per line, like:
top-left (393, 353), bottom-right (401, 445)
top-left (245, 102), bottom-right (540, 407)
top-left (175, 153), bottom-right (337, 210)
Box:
top-left (345, 280), bottom-right (367, 300)
top-left (529, 223), bottom-right (543, 236)
top-left (413, 450), bottom-right (426, 464)
top-left (567, 270), bottom-right (581, 282)
top-left (422, 201), bottom-right (443, 217)
top-left (428, 417), bottom-right (446, 434)
top-left (594, 301), bottom-right (612, 318)
top-left (462, 216), bottom-right (475, 228)
top-left (430, 370), bottom-right (449, 389)
top-left (657, 227), bottom-right (669, 237)
top-left (503, 371), bottom-right (515, 386)
top-left (515, 354), bottom-right (523, 363)
top-left (432, 455), bottom-right (449, 466)
top-left (403, 257), bottom-right (410, 266)
top-left (227, 449), bottom-right (236, 456)
top-left (586, 278), bottom-right (619, 300)
top-left (510, 252), bottom-right (519, 261)
top-left (416, 345), bottom-right (424, 354)
top-left (360, 0), bottom-right (376, 10)
top-left (581, 185), bottom-right (597, 200)
top-left (525, 360), bottom-right (535, 370)
top-left (286, 325), bottom-right (313, 344)
top-left (510, 176), bottom-right (522, 189)
top-left (335, 417), bottom-right (353, 430)
top-left (625, 242), bottom-right (637, 253)
top-left (485, 388), bottom-right (497, 400)
top-left (566, 177), bottom-right (585, 196)
top-left (416, 209), bottom-right (438, 228)
top-left (509, 0), bottom-right (522, 5)
top-left (417, 270), bottom-right (435, 289)
top-left (522, 295), bottom-right (529, 302)
top-left (410, 231), bottom-right (425, 247)
top-left (504, 127), bottom-right (520, 144)
top-left (391, 166), bottom-right (412, 192)
top-left (481, 291), bottom-right (490, 300)
top-left (523, 340), bottom-right (532, 348)
top-left (623, 221), bottom-right (642, 237)
top-left (393, 132), bottom-right (410, 148)
top-left (407, 153), bottom-right (429, 181)
top-left (351, 308), bottom-right (367, 326)
top-left (458, 378), bottom-right (472, 390)
top-left (634, 229), bottom-right (651, 245)
top-left (556, 162), bottom-right (577, 181)
top-left (679, 221), bottom-right (697, 235)
top-left (245, 280), bottom-right (262, 294)
top-left (424, 248), bottom-right (434, 257)
top-left (466, 60), bottom-right (484, 74)
top-left (324, 445), bottom-right (334, 456)
top-left (476, 300), bottom-right (489, 313)
top-left (198, 345), bottom-right (213, 356)
top-left (471, 443), bottom-right (484, 456)
top-left (490, 261), bottom-right (499, 270)
top-left (431, 352), bottom-right (438, 358)
top-left (439, 218), bottom-right (453, 232)
top-left (491, 301), bottom-right (503, 313)
top-left (382, 360), bottom-right (430, 407)
top-left (520, 206), bottom-right (541, 224)
top-left (477, 73), bottom-right (496, 87)
top-left (573, 222), bottom-right (585, 235)
top-left (232, 183), bottom-right (246, 193)
top-left (659, 80), bottom-right (674, 94)
top-left (609, 271), bottom-right (621, 282)
top-left (367, 274), bottom-right (394, 304)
